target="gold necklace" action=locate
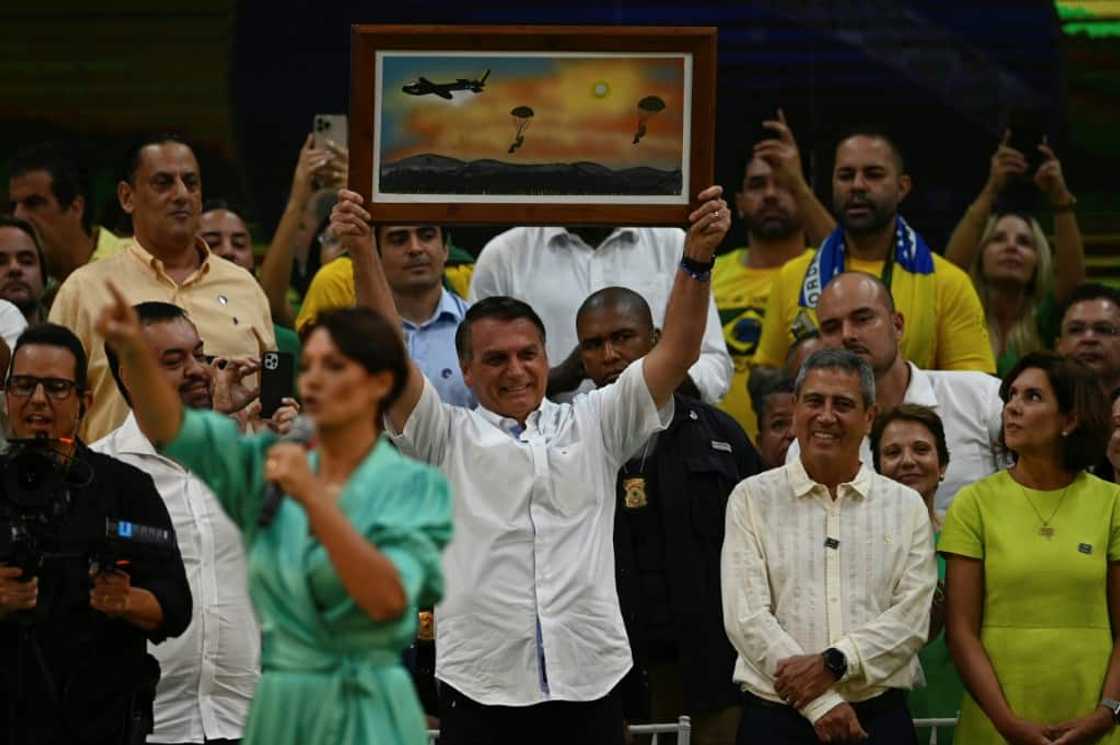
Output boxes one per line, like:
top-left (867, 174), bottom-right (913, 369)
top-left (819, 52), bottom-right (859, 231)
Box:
top-left (1018, 478), bottom-right (1073, 539)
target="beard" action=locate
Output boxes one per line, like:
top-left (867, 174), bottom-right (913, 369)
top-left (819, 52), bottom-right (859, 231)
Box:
top-left (835, 195), bottom-right (896, 236)
top-left (745, 210), bottom-right (798, 241)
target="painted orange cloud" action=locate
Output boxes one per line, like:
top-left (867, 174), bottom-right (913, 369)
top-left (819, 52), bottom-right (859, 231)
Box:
top-left (384, 57), bottom-right (686, 171)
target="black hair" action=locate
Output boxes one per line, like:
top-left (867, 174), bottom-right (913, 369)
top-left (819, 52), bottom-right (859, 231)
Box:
top-left (11, 323), bottom-right (89, 390)
top-left (834, 125), bottom-right (906, 173)
top-left (748, 367), bottom-right (795, 424)
top-left (303, 307), bottom-right (410, 417)
top-left (575, 286), bottom-right (654, 332)
top-left (0, 214), bottom-right (49, 280)
top-left (104, 302), bottom-right (193, 405)
top-left (8, 141), bottom-right (93, 234)
top-left (119, 132), bottom-right (195, 185)
top-left (201, 198), bottom-right (250, 223)
top-left (1058, 283), bottom-right (1120, 331)
top-left (999, 351), bottom-right (1108, 473)
top-left (455, 296), bottom-right (547, 360)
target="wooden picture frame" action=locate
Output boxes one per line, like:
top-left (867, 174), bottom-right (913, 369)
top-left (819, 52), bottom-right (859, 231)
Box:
top-left (349, 24), bottom-right (717, 225)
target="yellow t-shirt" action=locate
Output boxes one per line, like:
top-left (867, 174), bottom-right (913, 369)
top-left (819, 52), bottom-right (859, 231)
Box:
top-left (91, 226), bottom-right (129, 262)
top-left (754, 251), bottom-right (996, 373)
top-left (295, 256), bottom-right (475, 333)
top-left (712, 248), bottom-right (807, 439)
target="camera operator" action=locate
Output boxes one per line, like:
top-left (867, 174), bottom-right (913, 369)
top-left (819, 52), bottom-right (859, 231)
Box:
top-left (0, 324), bottom-right (191, 745)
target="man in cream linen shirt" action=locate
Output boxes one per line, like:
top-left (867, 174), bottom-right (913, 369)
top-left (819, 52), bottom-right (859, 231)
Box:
top-left (785, 272), bottom-right (1004, 517)
top-left (722, 348), bottom-right (936, 744)
top-left (329, 185), bottom-right (731, 744)
top-left (93, 302), bottom-right (260, 744)
top-left (49, 134), bottom-right (275, 442)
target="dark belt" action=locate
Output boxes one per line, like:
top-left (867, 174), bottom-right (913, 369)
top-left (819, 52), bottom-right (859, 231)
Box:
top-left (744, 689), bottom-right (907, 718)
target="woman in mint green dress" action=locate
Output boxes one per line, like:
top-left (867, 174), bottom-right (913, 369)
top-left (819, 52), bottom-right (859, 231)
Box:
top-left (871, 403), bottom-right (963, 745)
top-left (941, 352), bottom-right (1120, 745)
top-left (99, 290), bottom-right (452, 745)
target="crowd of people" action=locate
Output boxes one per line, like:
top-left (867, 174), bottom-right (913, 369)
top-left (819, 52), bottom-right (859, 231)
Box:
top-left (0, 106), bottom-right (1117, 745)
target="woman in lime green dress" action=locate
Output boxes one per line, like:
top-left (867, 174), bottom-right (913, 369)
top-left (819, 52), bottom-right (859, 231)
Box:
top-left (98, 291), bottom-right (452, 745)
top-left (871, 403), bottom-right (963, 744)
top-left (941, 352), bottom-right (1120, 745)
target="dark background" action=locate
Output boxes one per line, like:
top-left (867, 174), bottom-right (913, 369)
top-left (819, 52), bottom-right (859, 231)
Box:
top-left (2, 1), bottom-right (1117, 272)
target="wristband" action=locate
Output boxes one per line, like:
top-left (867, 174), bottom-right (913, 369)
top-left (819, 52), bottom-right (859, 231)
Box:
top-left (1051, 194), bottom-right (1077, 213)
top-left (679, 255), bottom-right (715, 282)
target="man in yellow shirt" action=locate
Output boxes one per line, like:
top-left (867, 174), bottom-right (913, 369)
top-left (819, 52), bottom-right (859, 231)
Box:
top-left (49, 134), bottom-right (275, 442)
top-left (9, 141), bottom-right (128, 283)
top-left (713, 155), bottom-right (809, 438)
top-left (754, 129), bottom-right (995, 374)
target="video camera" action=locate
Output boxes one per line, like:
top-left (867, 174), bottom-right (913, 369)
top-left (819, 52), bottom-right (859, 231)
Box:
top-left (0, 438), bottom-right (176, 580)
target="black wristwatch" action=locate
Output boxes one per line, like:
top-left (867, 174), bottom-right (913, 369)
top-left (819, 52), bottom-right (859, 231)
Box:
top-left (822, 647), bottom-right (847, 680)
top-left (1100, 697), bottom-right (1120, 724)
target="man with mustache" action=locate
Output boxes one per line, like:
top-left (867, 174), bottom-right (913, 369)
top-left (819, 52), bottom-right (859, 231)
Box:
top-left (48, 133), bottom-right (276, 442)
top-left (297, 224), bottom-right (473, 407)
top-left (1056, 283), bottom-right (1120, 398)
top-left (786, 271), bottom-right (1004, 517)
top-left (754, 128), bottom-right (996, 376)
top-left (0, 215), bottom-right (49, 323)
top-left (94, 301), bottom-right (299, 745)
top-left (576, 286), bottom-right (759, 745)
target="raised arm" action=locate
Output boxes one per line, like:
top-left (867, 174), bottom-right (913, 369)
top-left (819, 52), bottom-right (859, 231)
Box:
top-left (1035, 143), bottom-right (1085, 303)
top-left (258, 135), bottom-right (336, 327)
top-left (329, 189), bottom-right (424, 433)
top-left (754, 109), bottom-right (836, 246)
top-left (944, 132), bottom-right (1025, 271)
top-left (641, 186), bottom-right (729, 408)
top-left (96, 282), bottom-right (184, 447)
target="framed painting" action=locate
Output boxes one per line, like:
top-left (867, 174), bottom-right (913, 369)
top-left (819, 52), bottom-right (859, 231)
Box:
top-left (349, 25), bottom-right (717, 225)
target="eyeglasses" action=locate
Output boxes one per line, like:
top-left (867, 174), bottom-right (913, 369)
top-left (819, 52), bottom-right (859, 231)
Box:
top-left (1062, 322), bottom-right (1120, 338)
top-left (6, 375), bottom-right (80, 400)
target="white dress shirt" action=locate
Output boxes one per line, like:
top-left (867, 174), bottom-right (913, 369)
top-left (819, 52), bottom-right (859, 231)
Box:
top-left (387, 358), bottom-right (673, 706)
top-left (469, 226), bottom-right (733, 404)
top-left (92, 413), bottom-right (260, 743)
top-left (786, 362), bottom-right (1005, 514)
top-left (721, 458), bottom-right (936, 724)
top-left (0, 298), bottom-right (28, 350)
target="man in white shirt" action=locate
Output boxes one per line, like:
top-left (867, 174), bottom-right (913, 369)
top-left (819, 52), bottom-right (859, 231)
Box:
top-left (469, 226), bottom-right (733, 404)
top-left (329, 185), bottom-right (731, 744)
top-left (786, 271), bottom-right (1004, 516)
top-left (92, 301), bottom-right (262, 745)
top-left (722, 347), bottom-right (936, 744)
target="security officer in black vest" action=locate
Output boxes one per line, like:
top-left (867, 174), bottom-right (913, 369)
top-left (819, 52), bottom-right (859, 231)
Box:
top-left (576, 287), bottom-right (760, 745)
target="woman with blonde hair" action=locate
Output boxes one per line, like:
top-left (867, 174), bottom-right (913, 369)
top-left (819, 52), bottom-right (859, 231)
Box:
top-left (945, 133), bottom-right (1084, 377)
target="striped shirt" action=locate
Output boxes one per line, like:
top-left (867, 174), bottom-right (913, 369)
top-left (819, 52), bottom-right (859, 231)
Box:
top-left (721, 457), bottom-right (937, 723)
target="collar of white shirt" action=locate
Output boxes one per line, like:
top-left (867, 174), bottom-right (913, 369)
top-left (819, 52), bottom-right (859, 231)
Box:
top-left (107, 411), bottom-right (187, 469)
top-left (474, 397), bottom-right (555, 437)
top-left (543, 227), bottom-right (639, 249)
top-left (788, 456), bottom-right (873, 501)
top-left (904, 362), bottom-right (939, 408)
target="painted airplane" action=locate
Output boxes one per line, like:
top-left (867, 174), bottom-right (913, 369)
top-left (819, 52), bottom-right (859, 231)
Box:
top-left (401, 69), bottom-right (490, 100)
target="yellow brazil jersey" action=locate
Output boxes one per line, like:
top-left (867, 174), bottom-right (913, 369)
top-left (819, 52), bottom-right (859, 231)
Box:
top-left (712, 248), bottom-right (807, 439)
top-left (754, 251), bottom-right (996, 374)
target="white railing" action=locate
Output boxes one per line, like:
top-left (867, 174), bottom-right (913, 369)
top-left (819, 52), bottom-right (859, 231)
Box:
top-left (427, 715), bottom-right (692, 744)
top-left (914, 716), bottom-right (958, 745)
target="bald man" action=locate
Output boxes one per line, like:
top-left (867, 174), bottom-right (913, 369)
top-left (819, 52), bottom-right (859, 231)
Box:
top-left (785, 272), bottom-right (1005, 516)
top-left (576, 286), bottom-right (760, 745)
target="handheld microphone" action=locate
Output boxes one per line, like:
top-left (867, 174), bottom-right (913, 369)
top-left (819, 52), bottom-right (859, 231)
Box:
top-left (258, 416), bottom-right (316, 527)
